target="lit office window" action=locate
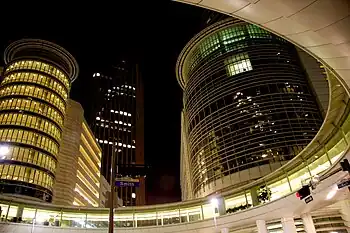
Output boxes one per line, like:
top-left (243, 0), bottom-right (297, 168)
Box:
top-left (225, 53), bottom-right (252, 76)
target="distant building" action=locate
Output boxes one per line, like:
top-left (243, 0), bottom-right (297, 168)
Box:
top-left (0, 39), bottom-right (78, 202)
top-left (176, 19), bottom-right (325, 199)
top-left (90, 61), bottom-right (145, 206)
top-left (53, 99), bottom-right (108, 207)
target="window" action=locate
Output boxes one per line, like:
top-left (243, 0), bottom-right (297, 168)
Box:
top-left (225, 53), bottom-right (253, 76)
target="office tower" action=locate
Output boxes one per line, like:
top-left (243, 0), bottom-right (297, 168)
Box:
top-left (0, 39), bottom-right (78, 202)
top-left (53, 99), bottom-right (109, 207)
top-left (176, 19), bottom-right (324, 199)
top-left (90, 61), bottom-right (145, 206)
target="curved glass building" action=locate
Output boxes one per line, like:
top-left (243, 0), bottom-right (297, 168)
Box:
top-left (176, 19), bottom-right (324, 198)
top-left (0, 39), bottom-right (78, 202)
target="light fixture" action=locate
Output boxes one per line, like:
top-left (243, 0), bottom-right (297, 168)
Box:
top-left (132, 193), bottom-right (136, 199)
top-left (211, 198), bottom-right (218, 207)
top-left (0, 145), bottom-right (10, 157)
top-left (326, 185), bottom-right (338, 200)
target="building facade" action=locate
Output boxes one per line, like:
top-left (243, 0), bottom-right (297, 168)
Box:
top-left (176, 19), bottom-right (324, 199)
top-left (90, 61), bottom-right (145, 206)
top-left (0, 39), bottom-right (78, 202)
top-left (53, 99), bottom-right (108, 207)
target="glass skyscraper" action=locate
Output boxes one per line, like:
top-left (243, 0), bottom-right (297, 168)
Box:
top-left (177, 19), bottom-right (324, 199)
top-left (90, 61), bottom-right (145, 206)
top-left (0, 39), bottom-right (78, 202)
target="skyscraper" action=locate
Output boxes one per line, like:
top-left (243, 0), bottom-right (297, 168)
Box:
top-left (0, 39), bottom-right (78, 202)
top-left (90, 61), bottom-right (145, 206)
top-left (176, 19), bottom-right (324, 199)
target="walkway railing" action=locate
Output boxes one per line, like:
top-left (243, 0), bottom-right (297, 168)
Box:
top-left (0, 70), bottom-right (349, 229)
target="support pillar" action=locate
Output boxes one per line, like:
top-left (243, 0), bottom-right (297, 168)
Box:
top-left (281, 217), bottom-right (297, 233)
top-left (256, 220), bottom-right (268, 233)
top-left (339, 199), bottom-right (350, 228)
top-left (250, 186), bottom-right (259, 206)
top-left (301, 213), bottom-right (316, 233)
top-left (217, 196), bottom-right (226, 216)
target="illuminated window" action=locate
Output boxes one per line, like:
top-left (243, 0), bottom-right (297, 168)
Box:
top-left (225, 53), bottom-right (253, 76)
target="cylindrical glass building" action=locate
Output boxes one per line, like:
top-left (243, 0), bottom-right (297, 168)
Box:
top-left (0, 39), bottom-right (78, 202)
top-left (176, 19), bottom-right (324, 198)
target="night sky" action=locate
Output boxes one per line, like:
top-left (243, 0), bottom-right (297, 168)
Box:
top-left (0, 1), bottom-right (206, 204)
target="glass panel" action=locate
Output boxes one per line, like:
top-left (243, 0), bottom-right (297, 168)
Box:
top-left (159, 209), bottom-right (180, 225)
top-left (86, 212), bottom-right (108, 228)
top-left (328, 138), bottom-right (346, 164)
top-left (22, 207), bottom-right (36, 224)
top-left (180, 205), bottom-right (202, 223)
top-left (7, 205), bottom-right (18, 222)
top-left (267, 177), bottom-right (290, 201)
top-left (135, 211), bottom-right (157, 227)
top-left (202, 203), bottom-right (217, 219)
top-left (309, 153), bottom-right (331, 176)
top-left (0, 204), bottom-right (8, 222)
top-left (225, 193), bottom-right (248, 211)
top-left (288, 164), bottom-right (311, 192)
top-left (36, 209), bottom-right (61, 226)
top-left (61, 211), bottom-right (86, 228)
top-left (114, 213), bottom-right (133, 227)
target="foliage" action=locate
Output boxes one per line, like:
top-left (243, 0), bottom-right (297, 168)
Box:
top-left (257, 185), bottom-right (271, 203)
top-left (226, 203), bottom-right (252, 214)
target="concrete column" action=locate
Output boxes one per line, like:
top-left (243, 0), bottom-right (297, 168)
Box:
top-left (281, 217), bottom-right (297, 233)
top-left (221, 228), bottom-right (229, 233)
top-left (301, 213), bottom-right (316, 233)
top-left (217, 196), bottom-right (226, 216)
top-left (250, 186), bottom-right (259, 206)
top-left (339, 199), bottom-right (350, 228)
top-left (16, 205), bottom-right (23, 219)
top-left (256, 220), bottom-right (268, 233)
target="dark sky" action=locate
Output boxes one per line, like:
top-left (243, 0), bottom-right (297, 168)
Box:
top-left (0, 1), bottom-right (206, 204)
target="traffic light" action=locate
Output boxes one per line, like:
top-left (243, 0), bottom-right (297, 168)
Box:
top-left (340, 159), bottom-right (350, 172)
top-left (296, 185), bottom-right (311, 200)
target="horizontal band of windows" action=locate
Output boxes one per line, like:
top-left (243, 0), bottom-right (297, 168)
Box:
top-left (188, 102), bottom-right (322, 133)
top-left (1, 75), bottom-right (68, 101)
top-left (186, 64), bottom-right (309, 93)
top-left (1, 142), bottom-right (57, 161)
top-left (189, 129), bottom-right (318, 159)
top-left (185, 79), bottom-right (313, 111)
top-left (5, 60), bottom-right (70, 89)
top-left (188, 46), bottom-right (301, 81)
top-left (0, 128), bottom-right (59, 156)
top-left (185, 82), bottom-right (313, 113)
top-left (187, 34), bottom-right (291, 75)
top-left (0, 112), bottom-right (62, 142)
top-left (4, 69), bottom-right (70, 95)
top-left (0, 97), bottom-right (64, 126)
top-left (185, 75), bottom-right (312, 104)
top-left (0, 160), bottom-right (55, 178)
top-left (188, 52), bottom-right (302, 84)
top-left (3, 145), bottom-right (57, 173)
top-left (190, 140), bottom-right (312, 176)
top-left (188, 110), bottom-right (322, 138)
top-left (0, 85), bottom-right (66, 113)
top-left (0, 181), bottom-right (52, 202)
top-left (188, 111), bottom-right (322, 145)
top-left (0, 124), bottom-right (60, 146)
top-left (0, 163), bottom-right (54, 191)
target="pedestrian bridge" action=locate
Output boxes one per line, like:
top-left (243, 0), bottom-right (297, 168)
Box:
top-left (0, 0), bottom-right (349, 232)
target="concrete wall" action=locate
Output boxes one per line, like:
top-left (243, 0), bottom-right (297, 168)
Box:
top-left (53, 99), bottom-right (84, 206)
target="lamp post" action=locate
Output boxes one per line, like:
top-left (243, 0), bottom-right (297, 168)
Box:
top-left (108, 145), bottom-right (117, 233)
